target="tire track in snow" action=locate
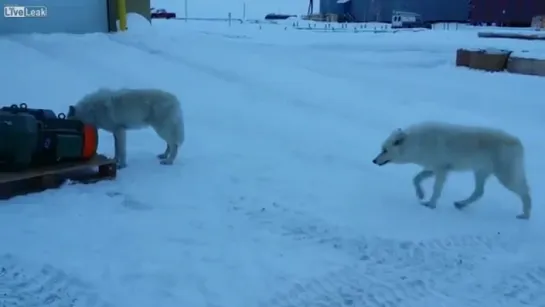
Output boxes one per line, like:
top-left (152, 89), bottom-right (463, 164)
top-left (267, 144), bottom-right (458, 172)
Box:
top-left (0, 254), bottom-right (111, 307)
top-left (259, 265), bottom-right (466, 307)
top-left (245, 201), bottom-right (513, 267)
top-left (488, 265), bottom-right (545, 306)
top-left (7, 36), bottom-right (131, 86)
top-left (236, 200), bottom-right (544, 306)
top-left (106, 36), bottom-right (376, 130)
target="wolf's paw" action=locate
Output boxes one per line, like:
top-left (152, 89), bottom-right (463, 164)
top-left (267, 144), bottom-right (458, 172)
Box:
top-left (116, 162), bottom-right (127, 169)
top-left (415, 187), bottom-right (425, 200)
top-left (453, 202), bottom-right (467, 210)
top-left (157, 153), bottom-right (168, 160)
top-left (516, 213), bottom-right (530, 220)
top-left (160, 159), bottom-right (173, 165)
top-left (421, 202), bottom-right (436, 209)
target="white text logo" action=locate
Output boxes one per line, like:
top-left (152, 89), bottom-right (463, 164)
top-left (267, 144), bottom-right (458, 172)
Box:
top-left (4, 5), bottom-right (47, 18)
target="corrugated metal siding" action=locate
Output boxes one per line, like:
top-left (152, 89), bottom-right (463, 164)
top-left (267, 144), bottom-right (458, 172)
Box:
top-left (349, 0), bottom-right (468, 22)
top-left (320, 0), bottom-right (347, 15)
top-left (350, 0), bottom-right (370, 21)
top-left (471, 0), bottom-right (545, 24)
top-left (403, 0), bottom-right (468, 22)
top-left (350, 0), bottom-right (385, 21)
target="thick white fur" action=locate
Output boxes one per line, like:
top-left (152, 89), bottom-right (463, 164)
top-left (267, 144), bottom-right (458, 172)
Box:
top-left (68, 88), bottom-right (185, 168)
top-left (372, 121), bottom-right (531, 220)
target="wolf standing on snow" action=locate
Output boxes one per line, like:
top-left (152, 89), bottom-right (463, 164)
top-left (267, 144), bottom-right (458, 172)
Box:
top-left (372, 122), bottom-right (532, 220)
top-left (68, 88), bottom-right (185, 169)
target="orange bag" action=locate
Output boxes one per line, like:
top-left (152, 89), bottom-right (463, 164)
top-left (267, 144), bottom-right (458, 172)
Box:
top-left (81, 124), bottom-right (98, 159)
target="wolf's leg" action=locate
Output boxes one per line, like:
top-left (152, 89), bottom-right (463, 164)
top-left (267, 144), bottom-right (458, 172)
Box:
top-left (157, 145), bottom-right (170, 160)
top-left (454, 170), bottom-right (490, 209)
top-left (113, 128), bottom-right (127, 169)
top-left (421, 169), bottom-right (447, 209)
top-left (160, 144), bottom-right (178, 165)
top-left (413, 170), bottom-right (434, 200)
top-left (495, 167), bottom-right (532, 220)
top-left (151, 124), bottom-right (180, 165)
top-left (517, 194), bottom-right (532, 220)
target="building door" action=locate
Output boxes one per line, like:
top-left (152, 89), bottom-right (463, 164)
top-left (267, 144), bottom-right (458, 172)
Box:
top-left (1, 0), bottom-right (109, 35)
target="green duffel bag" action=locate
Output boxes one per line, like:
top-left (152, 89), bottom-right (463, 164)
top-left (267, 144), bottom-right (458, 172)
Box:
top-left (0, 112), bottom-right (40, 171)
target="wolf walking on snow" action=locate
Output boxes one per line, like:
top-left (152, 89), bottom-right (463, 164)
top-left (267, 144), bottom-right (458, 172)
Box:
top-left (68, 88), bottom-right (185, 169)
top-left (372, 122), bottom-right (532, 220)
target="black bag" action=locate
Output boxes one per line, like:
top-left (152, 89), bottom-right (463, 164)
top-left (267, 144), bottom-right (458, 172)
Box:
top-left (0, 103), bottom-right (57, 121)
top-left (36, 114), bottom-right (94, 164)
top-left (0, 112), bottom-right (40, 171)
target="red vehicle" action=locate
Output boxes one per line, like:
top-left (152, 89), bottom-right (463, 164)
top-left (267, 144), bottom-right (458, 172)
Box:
top-left (151, 8), bottom-right (176, 19)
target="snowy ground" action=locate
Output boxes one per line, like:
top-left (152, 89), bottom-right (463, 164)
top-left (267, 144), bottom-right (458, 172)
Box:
top-left (1, 17), bottom-right (545, 307)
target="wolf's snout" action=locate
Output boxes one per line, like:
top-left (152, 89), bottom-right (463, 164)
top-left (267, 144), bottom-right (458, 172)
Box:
top-left (372, 155), bottom-right (389, 166)
top-left (373, 159), bottom-right (389, 166)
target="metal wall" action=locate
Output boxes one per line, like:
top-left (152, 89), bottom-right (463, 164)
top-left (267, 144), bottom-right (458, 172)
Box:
top-left (471, 0), bottom-right (545, 25)
top-left (320, 0), bottom-right (346, 16)
top-left (397, 0), bottom-right (469, 22)
top-left (0, 0), bottom-right (109, 35)
top-left (322, 0), bottom-right (469, 23)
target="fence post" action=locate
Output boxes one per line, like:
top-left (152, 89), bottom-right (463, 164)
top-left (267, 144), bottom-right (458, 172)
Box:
top-left (184, 0), bottom-right (188, 21)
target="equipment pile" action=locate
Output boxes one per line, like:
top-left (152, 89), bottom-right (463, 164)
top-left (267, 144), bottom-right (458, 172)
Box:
top-left (0, 103), bottom-right (117, 199)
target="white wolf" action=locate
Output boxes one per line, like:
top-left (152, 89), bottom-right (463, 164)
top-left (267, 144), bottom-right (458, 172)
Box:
top-left (372, 121), bottom-right (531, 220)
top-left (68, 88), bottom-right (185, 169)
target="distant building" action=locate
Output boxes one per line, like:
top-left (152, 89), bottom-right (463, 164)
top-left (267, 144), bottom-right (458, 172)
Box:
top-left (470, 0), bottom-right (545, 27)
top-left (319, 0), bottom-right (469, 23)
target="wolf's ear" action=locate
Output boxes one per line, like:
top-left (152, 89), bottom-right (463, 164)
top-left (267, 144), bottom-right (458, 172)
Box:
top-left (68, 105), bottom-right (76, 117)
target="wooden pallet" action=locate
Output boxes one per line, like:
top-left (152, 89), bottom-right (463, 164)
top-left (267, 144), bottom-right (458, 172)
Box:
top-left (0, 154), bottom-right (117, 200)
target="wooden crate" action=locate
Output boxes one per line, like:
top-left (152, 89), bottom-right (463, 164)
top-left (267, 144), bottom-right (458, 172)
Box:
top-left (455, 48), bottom-right (472, 67)
top-left (0, 154), bottom-right (117, 200)
top-left (456, 48), bottom-right (511, 72)
top-left (469, 49), bottom-right (511, 72)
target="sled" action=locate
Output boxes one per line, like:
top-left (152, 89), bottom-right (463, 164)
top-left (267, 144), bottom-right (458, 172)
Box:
top-left (0, 154), bottom-right (117, 200)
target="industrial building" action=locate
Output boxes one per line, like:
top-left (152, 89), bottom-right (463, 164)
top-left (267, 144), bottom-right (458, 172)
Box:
top-left (319, 0), bottom-right (469, 23)
top-left (319, 0), bottom-right (545, 26)
top-left (470, 0), bottom-right (545, 27)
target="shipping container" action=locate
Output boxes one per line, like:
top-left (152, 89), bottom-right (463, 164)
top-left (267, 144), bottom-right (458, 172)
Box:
top-left (471, 0), bottom-right (545, 26)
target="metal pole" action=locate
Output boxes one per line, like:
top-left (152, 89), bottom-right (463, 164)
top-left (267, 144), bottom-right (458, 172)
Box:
top-left (117, 0), bottom-right (127, 30)
top-left (184, 0), bottom-right (188, 21)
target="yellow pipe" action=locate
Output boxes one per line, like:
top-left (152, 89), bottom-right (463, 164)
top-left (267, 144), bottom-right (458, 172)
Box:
top-left (117, 0), bottom-right (127, 31)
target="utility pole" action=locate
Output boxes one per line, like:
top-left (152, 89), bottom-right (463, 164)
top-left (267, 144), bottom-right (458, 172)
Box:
top-left (308, 0), bottom-right (313, 15)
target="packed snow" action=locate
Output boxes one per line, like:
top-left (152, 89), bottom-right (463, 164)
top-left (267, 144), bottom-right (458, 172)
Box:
top-left (1, 12), bottom-right (545, 307)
